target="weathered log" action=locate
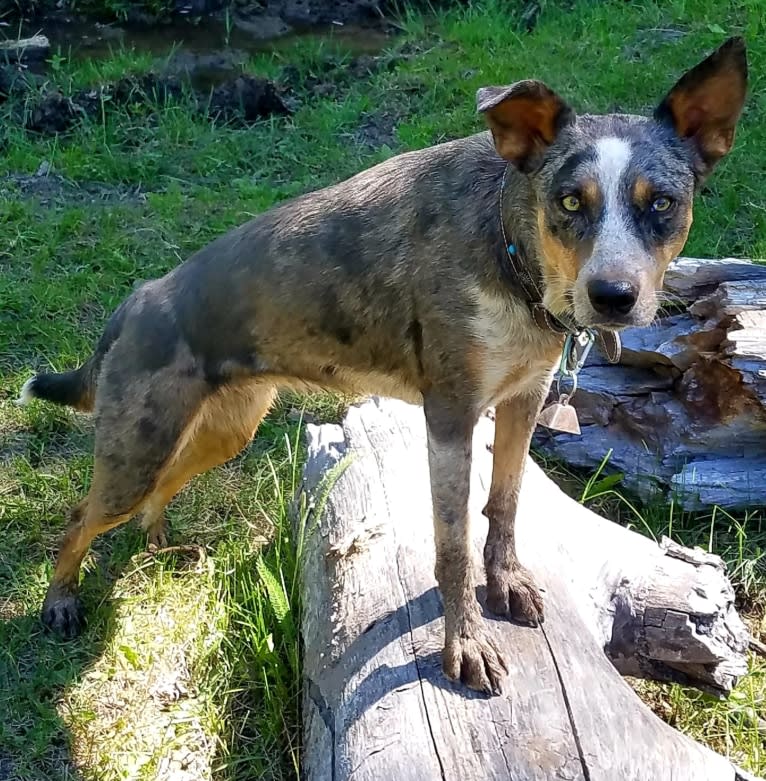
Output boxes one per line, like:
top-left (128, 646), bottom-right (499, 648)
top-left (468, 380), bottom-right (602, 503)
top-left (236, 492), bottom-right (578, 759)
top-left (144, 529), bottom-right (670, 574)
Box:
top-left (532, 256), bottom-right (766, 510)
top-left (299, 397), bottom-right (759, 781)
top-left (0, 35), bottom-right (50, 65)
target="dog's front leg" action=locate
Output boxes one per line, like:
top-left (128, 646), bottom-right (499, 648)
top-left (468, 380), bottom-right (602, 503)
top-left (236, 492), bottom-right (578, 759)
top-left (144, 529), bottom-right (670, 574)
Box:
top-left (483, 391), bottom-right (546, 625)
top-left (424, 396), bottom-right (508, 695)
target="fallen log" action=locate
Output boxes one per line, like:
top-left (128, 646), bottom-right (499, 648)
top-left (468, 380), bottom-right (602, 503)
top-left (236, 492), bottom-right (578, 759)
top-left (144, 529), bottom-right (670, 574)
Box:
top-left (533, 256), bottom-right (766, 510)
top-left (299, 397), bottom-right (759, 781)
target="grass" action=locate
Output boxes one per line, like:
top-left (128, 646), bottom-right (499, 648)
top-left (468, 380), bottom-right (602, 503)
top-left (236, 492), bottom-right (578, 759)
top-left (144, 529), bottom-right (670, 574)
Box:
top-left (0, 0), bottom-right (765, 778)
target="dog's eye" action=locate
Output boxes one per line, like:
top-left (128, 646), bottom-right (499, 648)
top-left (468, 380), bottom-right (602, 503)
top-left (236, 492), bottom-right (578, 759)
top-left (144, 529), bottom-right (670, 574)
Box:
top-left (561, 195), bottom-right (581, 212)
top-left (651, 196), bottom-right (673, 213)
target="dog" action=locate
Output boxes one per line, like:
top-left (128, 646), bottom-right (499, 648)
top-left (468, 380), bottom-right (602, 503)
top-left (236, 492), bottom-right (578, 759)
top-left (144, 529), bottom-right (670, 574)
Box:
top-left (18, 38), bottom-right (747, 695)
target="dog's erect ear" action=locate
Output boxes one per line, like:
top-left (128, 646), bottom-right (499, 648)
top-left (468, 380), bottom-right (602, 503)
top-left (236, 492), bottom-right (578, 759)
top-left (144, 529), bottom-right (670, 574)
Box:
top-left (477, 80), bottom-right (575, 172)
top-left (654, 37), bottom-right (748, 178)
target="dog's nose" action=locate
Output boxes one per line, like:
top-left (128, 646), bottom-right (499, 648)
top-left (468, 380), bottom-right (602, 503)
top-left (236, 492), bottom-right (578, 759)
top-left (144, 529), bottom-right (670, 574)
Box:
top-left (587, 279), bottom-right (638, 317)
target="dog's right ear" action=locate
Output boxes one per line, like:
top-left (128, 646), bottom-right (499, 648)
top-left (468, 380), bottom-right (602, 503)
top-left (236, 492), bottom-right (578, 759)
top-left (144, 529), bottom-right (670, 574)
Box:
top-left (654, 37), bottom-right (748, 180)
top-left (477, 80), bottom-right (575, 172)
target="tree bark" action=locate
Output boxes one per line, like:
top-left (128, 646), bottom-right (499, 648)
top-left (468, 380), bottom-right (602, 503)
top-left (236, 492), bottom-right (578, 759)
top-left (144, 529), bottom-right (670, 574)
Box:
top-left (298, 397), bottom-right (759, 781)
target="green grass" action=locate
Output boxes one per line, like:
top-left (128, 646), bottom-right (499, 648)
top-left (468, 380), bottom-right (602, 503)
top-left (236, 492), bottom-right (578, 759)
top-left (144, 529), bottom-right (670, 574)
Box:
top-left (1, 0), bottom-right (766, 778)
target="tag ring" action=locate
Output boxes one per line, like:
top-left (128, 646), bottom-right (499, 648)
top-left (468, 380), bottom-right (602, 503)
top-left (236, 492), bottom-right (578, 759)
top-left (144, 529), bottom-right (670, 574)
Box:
top-left (556, 374), bottom-right (577, 398)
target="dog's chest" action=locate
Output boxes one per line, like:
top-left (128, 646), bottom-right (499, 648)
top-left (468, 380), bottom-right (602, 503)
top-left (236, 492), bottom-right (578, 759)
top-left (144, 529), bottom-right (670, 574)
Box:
top-left (470, 289), bottom-right (561, 407)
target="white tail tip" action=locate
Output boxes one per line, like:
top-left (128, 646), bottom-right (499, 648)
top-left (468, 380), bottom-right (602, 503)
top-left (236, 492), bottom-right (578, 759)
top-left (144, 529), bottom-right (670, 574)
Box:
top-left (16, 377), bottom-right (37, 406)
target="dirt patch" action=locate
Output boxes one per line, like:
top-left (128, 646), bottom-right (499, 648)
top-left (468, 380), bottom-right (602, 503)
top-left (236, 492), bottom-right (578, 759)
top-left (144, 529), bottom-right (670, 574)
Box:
top-left (277, 44), bottom-right (414, 105)
top-left (1, 164), bottom-right (148, 206)
top-left (622, 27), bottom-right (687, 62)
top-left (261, 0), bottom-right (390, 27)
top-left (0, 34), bottom-right (415, 137)
top-left (351, 109), bottom-right (399, 148)
top-left (205, 73), bottom-right (289, 121)
top-left (0, 66), bottom-right (45, 100)
top-left (0, 750), bottom-right (16, 781)
top-left (1, 66), bottom-right (291, 135)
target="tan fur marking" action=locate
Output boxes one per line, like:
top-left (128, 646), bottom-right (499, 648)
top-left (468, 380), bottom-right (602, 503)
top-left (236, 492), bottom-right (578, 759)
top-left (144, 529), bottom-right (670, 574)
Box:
top-left (653, 208), bottom-right (693, 285)
top-left (632, 176), bottom-right (654, 206)
top-left (140, 383), bottom-right (278, 543)
top-left (581, 179), bottom-right (600, 206)
top-left (46, 382), bottom-right (276, 602)
top-left (536, 207), bottom-right (579, 317)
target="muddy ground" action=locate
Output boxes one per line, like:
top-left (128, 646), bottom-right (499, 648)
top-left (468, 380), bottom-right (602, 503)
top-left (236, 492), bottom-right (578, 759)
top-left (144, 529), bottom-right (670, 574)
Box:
top-left (0, 38), bottom-right (413, 137)
top-left (7, 0), bottom-right (437, 30)
top-left (0, 0), bottom-right (429, 138)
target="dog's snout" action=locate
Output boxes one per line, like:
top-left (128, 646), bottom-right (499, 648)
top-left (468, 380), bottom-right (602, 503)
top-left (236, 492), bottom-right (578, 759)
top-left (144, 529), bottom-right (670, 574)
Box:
top-left (587, 279), bottom-right (638, 317)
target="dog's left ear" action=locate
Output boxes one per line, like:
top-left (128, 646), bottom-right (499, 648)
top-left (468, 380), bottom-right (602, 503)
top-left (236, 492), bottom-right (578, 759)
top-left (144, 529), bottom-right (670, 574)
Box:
top-left (654, 37), bottom-right (748, 179)
top-left (477, 79), bottom-right (575, 173)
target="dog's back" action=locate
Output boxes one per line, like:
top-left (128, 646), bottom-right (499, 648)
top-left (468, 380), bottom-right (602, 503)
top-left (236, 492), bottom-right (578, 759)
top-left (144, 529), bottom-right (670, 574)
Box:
top-left (22, 132), bottom-right (509, 410)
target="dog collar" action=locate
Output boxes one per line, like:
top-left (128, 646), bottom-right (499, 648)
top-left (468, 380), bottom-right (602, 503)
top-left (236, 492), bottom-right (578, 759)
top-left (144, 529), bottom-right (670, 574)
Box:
top-left (504, 242), bottom-right (622, 364)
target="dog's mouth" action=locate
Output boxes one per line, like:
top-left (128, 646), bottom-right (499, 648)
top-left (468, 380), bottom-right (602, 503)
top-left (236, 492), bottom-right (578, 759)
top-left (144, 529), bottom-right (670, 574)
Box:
top-left (582, 315), bottom-right (638, 332)
top-left (561, 293), bottom-right (641, 332)
top-left (570, 286), bottom-right (657, 332)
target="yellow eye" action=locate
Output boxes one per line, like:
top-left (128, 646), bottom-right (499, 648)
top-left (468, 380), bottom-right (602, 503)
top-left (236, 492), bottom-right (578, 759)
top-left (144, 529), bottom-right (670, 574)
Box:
top-left (561, 195), bottom-right (581, 212)
top-left (651, 196), bottom-right (673, 213)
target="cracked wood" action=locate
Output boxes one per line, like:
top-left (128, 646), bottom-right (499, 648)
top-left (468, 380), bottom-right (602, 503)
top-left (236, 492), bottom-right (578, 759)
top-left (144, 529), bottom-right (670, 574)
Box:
top-left (298, 397), bottom-right (759, 781)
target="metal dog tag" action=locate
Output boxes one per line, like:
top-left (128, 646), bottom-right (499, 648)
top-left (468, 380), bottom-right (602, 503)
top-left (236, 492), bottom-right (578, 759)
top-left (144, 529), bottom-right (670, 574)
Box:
top-left (537, 393), bottom-right (581, 435)
top-left (537, 329), bottom-right (596, 436)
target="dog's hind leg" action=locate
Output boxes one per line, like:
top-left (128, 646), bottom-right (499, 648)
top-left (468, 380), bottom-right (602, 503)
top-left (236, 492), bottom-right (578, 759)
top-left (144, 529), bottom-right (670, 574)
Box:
top-left (41, 355), bottom-right (211, 637)
top-left (138, 383), bottom-right (277, 549)
top-left (482, 391), bottom-right (547, 625)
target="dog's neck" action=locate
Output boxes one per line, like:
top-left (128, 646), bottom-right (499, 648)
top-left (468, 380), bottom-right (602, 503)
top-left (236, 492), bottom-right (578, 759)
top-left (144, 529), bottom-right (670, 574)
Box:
top-left (496, 163), bottom-right (576, 334)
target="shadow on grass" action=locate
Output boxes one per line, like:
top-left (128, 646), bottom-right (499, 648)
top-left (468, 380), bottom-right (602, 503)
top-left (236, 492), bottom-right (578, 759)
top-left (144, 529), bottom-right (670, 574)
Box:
top-left (0, 418), bottom-right (145, 780)
top-left (0, 400), bottom-right (311, 781)
top-left (0, 572), bottom-right (120, 781)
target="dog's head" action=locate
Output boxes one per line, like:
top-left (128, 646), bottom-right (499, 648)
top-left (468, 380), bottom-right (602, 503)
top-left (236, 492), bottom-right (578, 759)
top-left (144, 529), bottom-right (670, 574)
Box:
top-left (478, 37), bottom-right (748, 330)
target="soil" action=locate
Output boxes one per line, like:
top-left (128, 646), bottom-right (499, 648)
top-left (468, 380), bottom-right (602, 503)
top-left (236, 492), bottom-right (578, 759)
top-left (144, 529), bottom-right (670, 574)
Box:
top-left (352, 109), bottom-right (399, 148)
top-left (0, 65), bottom-right (291, 135)
top-left (0, 29), bottom-right (416, 138)
top-left (0, 165), bottom-right (149, 206)
top-left (9, 0), bottom-right (425, 31)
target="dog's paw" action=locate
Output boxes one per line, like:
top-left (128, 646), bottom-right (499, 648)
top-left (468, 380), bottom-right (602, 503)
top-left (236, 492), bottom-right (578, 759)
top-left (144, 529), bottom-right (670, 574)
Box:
top-left (487, 563), bottom-right (544, 626)
top-left (41, 593), bottom-right (85, 639)
top-left (146, 523), bottom-right (169, 550)
top-left (442, 629), bottom-right (508, 695)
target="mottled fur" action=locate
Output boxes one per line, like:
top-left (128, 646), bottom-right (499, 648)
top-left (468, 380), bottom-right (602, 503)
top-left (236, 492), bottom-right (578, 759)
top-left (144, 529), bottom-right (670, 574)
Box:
top-left (20, 39), bottom-right (747, 695)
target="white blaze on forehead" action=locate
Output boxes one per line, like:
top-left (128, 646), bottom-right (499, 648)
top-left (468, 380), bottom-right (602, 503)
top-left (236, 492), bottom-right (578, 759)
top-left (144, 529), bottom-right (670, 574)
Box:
top-left (594, 137), bottom-right (632, 202)
top-left (594, 136), bottom-right (634, 248)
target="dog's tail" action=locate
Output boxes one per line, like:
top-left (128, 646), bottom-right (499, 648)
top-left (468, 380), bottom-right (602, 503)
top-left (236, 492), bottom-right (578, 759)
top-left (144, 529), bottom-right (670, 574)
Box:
top-left (17, 364), bottom-right (97, 411)
top-left (17, 299), bottom-right (130, 413)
